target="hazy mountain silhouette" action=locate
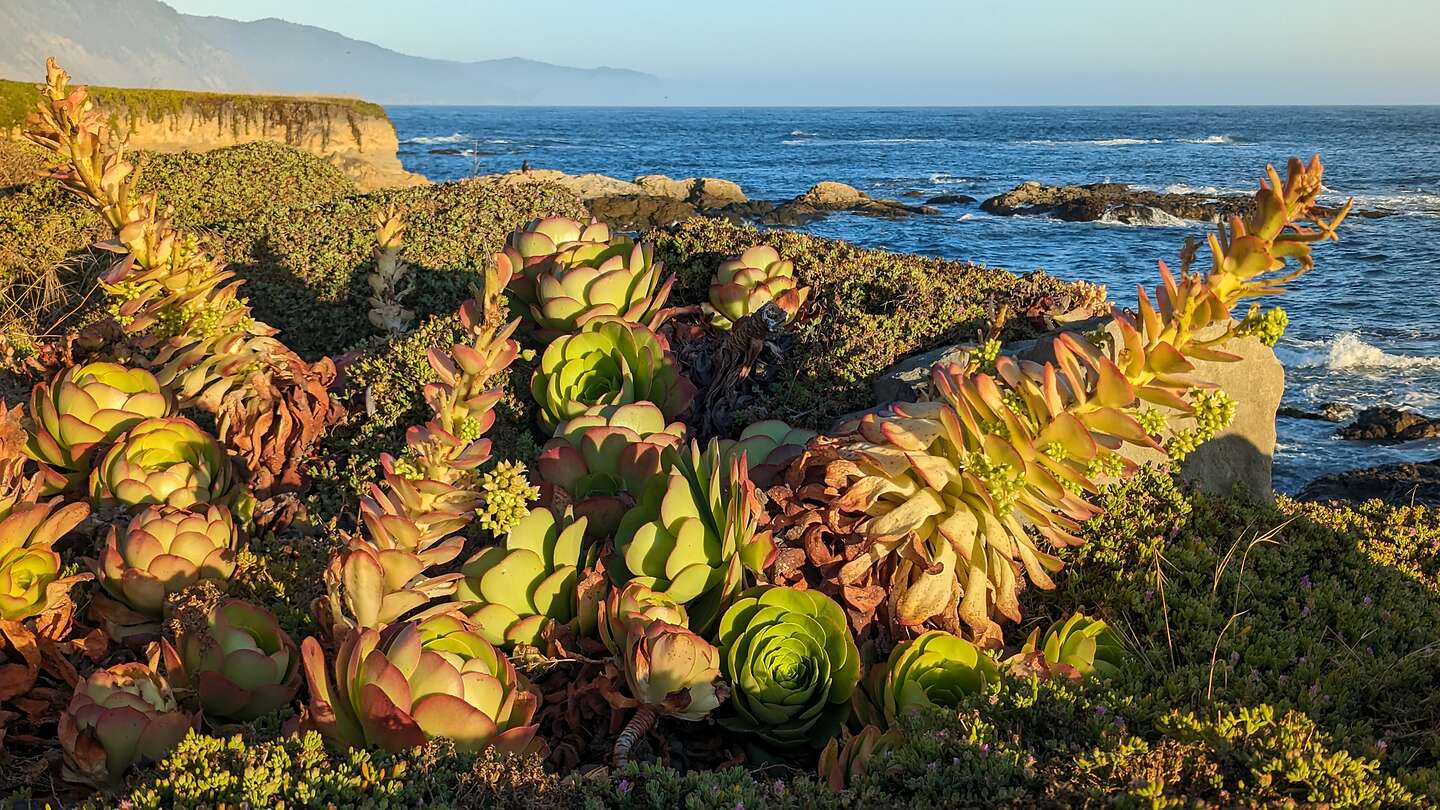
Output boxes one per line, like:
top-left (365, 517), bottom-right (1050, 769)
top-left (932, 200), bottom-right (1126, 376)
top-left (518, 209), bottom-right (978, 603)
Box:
top-left (0, 0), bottom-right (671, 104)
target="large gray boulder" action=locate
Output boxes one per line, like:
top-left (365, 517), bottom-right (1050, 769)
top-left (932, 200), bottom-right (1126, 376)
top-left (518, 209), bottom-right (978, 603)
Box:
top-left (870, 319), bottom-right (1283, 501)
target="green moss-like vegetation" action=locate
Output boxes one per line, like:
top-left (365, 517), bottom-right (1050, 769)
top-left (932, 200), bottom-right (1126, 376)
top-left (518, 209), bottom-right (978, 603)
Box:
top-left (647, 217), bottom-right (1105, 430)
top-left (0, 77), bottom-right (387, 133)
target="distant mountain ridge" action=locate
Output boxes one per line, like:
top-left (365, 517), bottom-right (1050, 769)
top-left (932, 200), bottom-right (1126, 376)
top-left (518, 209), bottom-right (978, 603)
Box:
top-left (0, 0), bottom-right (669, 105)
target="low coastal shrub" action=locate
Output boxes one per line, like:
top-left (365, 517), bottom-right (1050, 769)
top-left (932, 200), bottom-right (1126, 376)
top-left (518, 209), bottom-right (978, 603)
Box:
top-left (647, 217), bottom-right (1105, 429)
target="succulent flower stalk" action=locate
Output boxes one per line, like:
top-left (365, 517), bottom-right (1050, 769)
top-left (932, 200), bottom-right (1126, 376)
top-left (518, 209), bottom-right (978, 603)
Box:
top-left (301, 613), bottom-right (539, 754)
top-left (0, 498), bottom-right (90, 621)
top-left (163, 598), bottom-right (301, 721)
top-left (705, 245), bottom-right (810, 330)
top-left (97, 504), bottom-right (238, 617)
top-left (716, 586), bottom-right (860, 747)
top-left (59, 662), bottom-right (193, 785)
top-left (456, 507), bottom-right (586, 648)
top-left (530, 318), bottom-right (695, 434)
top-left (26, 362), bottom-right (174, 489)
top-left (822, 157), bottom-right (1351, 643)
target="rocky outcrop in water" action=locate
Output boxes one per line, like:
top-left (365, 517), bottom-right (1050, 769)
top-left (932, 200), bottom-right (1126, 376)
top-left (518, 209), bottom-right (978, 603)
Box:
top-left (1298, 458), bottom-right (1440, 507)
top-left (484, 171), bottom-right (940, 230)
top-left (980, 181), bottom-right (1389, 224)
top-left (1336, 406), bottom-right (1440, 443)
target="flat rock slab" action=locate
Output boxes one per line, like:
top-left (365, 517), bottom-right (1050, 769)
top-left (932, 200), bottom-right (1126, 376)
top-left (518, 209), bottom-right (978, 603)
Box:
top-left (980, 180), bottom-right (1389, 224)
top-left (1299, 458), bottom-right (1440, 507)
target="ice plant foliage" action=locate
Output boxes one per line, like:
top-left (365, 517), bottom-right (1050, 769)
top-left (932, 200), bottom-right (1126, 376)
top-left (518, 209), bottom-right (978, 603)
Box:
top-left (23, 59), bottom-right (342, 498)
top-left (499, 217), bottom-right (675, 342)
top-left (820, 157), bottom-right (1350, 643)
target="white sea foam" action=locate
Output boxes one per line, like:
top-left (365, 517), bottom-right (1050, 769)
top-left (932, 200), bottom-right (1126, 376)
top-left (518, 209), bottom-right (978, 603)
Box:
top-left (788, 130), bottom-right (818, 137)
top-left (1097, 206), bottom-right (1191, 227)
top-left (404, 133), bottom-right (470, 145)
top-left (782, 137), bottom-right (946, 146)
top-left (1181, 134), bottom-right (1236, 145)
top-left (1282, 333), bottom-right (1440, 371)
top-left (928, 172), bottom-right (973, 185)
top-left (1089, 137), bottom-right (1164, 146)
top-left (1160, 183), bottom-right (1248, 196)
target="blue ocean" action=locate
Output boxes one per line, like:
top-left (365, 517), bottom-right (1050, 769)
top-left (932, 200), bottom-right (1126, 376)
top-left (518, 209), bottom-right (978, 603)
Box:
top-left (387, 106), bottom-right (1440, 493)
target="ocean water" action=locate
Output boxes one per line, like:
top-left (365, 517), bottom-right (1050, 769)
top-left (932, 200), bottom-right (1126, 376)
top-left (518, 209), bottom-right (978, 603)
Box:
top-left (388, 106), bottom-right (1440, 493)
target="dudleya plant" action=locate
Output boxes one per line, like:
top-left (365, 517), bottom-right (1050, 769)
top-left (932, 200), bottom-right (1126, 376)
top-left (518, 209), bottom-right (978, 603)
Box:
top-left (88, 416), bottom-right (247, 515)
top-left (716, 586), bottom-right (860, 747)
top-left (862, 630), bottom-right (999, 728)
top-left (97, 504), bottom-right (238, 617)
top-left (530, 318), bottom-right (695, 433)
top-left (536, 402), bottom-right (685, 538)
top-left (0, 498), bottom-right (90, 620)
top-left (610, 440), bottom-right (775, 634)
top-left (59, 662), bottom-right (193, 786)
top-left (1038, 612), bottom-right (1126, 679)
top-left (456, 507), bottom-right (587, 648)
top-left (26, 362), bottom-right (174, 489)
top-left (300, 613), bottom-right (539, 754)
top-left (704, 245), bottom-right (810, 330)
top-left (163, 598), bottom-right (301, 721)
top-left (497, 217), bottom-right (675, 341)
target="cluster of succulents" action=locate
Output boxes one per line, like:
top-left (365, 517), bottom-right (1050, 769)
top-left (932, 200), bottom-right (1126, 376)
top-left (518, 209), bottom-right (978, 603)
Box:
top-left (2, 57), bottom-right (1366, 803)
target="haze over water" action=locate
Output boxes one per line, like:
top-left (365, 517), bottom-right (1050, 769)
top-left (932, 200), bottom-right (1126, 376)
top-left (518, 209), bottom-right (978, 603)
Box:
top-left (390, 105), bottom-right (1440, 493)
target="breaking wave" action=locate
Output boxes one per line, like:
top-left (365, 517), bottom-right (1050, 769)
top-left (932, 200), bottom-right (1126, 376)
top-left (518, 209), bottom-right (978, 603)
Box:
top-left (404, 133), bottom-right (470, 145)
top-left (1281, 333), bottom-right (1440, 371)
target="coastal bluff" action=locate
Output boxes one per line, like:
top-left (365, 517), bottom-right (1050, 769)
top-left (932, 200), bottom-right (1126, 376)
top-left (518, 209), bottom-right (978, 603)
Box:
top-left (0, 78), bottom-right (423, 191)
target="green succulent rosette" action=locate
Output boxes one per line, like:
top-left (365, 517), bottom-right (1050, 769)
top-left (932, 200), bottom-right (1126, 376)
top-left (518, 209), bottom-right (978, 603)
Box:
top-left (26, 362), bottom-right (175, 489)
top-left (877, 630), bottom-right (999, 726)
top-left (0, 499), bottom-right (90, 621)
top-left (300, 612), bottom-right (539, 754)
top-left (704, 245), bottom-right (810, 330)
top-left (98, 503), bottom-right (238, 617)
top-left (716, 586), bottom-right (860, 747)
top-left (88, 416), bottom-right (249, 517)
top-left (58, 662), bottom-right (193, 786)
top-left (529, 318), bottom-right (694, 434)
top-left (165, 598), bottom-right (300, 721)
top-left (610, 440), bottom-right (775, 634)
top-left (718, 419), bottom-right (816, 487)
top-left (1040, 612), bottom-right (1126, 679)
top-left (536, 402), bottom-right (685, 539)
top-left (456, 507), bottom-right (586, 648)
top-left (598, 580), bottom-right (689, 657)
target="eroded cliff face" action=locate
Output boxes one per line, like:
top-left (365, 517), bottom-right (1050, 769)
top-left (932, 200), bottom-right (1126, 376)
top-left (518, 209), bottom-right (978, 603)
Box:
top-left (1, 80), bottom-right (425, 191)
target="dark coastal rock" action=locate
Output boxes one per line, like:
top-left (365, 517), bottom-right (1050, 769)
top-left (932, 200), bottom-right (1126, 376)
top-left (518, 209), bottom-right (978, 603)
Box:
top-left (980, 180), bottom-right (1393, 224)
top-left (1336, 406), bottom-right (1440, 443)
top-left (925, 193), bottom-right (977, 205)
top-left (585, 194), bottom-right (696, 230)
top-left (1278, 402), bottom-right (1354, 423)
top-left (980, 180), bottom-right (1251, 222)
top-left (901, 190), bottom-right (926, 198)
top-left (1298, 458), bottom-right (1440, 507)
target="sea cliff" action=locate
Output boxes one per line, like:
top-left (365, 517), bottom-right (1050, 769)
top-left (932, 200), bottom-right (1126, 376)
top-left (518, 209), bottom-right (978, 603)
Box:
top-left (0, 78), bottom-right (422, 190)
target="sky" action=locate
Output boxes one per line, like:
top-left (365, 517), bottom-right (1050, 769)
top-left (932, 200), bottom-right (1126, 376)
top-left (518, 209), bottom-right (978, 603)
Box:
top-left (163, 0), bottom-right (1440, 104)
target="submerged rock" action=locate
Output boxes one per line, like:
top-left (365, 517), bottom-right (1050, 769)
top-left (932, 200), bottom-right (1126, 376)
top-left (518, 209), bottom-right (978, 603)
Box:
top-left (925, 193), bottom-right (977, 205)
top-left (1298, 458), bottom-right (1440, 507)
top-left (1278, 402), bottom-right (1354, 423)
top-left (1336, 406), bottom-right (1440, 443)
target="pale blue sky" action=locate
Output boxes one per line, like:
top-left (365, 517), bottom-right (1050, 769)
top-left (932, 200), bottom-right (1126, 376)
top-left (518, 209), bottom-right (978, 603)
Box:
top-left (165, 0), bottom-right (1440, 104)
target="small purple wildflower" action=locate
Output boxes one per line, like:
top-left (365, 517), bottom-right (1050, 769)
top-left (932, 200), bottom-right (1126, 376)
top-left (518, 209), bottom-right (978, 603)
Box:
top-left (1094, 705), bottom-right (1107, 717)
top-left (1299, 575), bottom-right (1312, 589)
top-left (617, 779), bottom-right (632, 795)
